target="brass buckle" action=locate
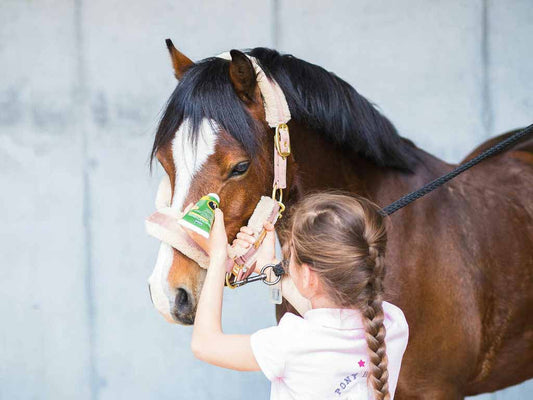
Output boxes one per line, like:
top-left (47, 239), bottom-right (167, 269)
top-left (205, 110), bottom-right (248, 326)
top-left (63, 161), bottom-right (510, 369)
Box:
top-left (225, 262), bottom-right (243, 289)
top-left (225, 272), bottom-right (238, 289)
top-left (272, 184), bottom-right (286, 218)
top-left (275, 123), bottom-right (291, 158)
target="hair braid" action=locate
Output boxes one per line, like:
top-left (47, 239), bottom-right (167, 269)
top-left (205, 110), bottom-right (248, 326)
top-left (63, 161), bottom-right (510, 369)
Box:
top-left (362, 251), bottom-right (390, 400)
top-left (288, 192), bottom-right (392, 399)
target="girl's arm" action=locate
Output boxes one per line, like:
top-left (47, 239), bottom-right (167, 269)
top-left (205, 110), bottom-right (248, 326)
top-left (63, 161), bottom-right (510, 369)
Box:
top-left (191, 209), bottom-right (260, 371)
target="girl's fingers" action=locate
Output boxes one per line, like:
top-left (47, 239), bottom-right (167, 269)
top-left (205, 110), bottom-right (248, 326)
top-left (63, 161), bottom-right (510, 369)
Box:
top-left (236, 231), bottom-right (255, 244)
top-left (263, 221), bottom-right (275, 231)
top-left (240, 226), bottom-right (254, 235)
top-left (233, 238), bottom-right (251, 249)
top-left (207, 209), bottom-right (229, 259)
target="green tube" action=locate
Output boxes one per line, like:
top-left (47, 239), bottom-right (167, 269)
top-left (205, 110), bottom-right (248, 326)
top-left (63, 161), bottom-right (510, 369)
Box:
top-left (178, 193), bottom-right (220, 238)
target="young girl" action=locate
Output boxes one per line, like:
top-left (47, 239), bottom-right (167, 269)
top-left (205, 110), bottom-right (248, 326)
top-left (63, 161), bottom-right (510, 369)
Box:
top-left (191, 192), bottom-right (409, 399)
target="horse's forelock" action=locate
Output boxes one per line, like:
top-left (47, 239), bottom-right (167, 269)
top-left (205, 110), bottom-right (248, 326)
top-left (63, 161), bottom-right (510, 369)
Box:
top-left (151, 57), bottom-right (261, 171)
top-left (152, 47), bottom-right (421, 176)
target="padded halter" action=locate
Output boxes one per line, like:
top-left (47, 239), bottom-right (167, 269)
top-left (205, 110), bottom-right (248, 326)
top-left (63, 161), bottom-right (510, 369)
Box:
top-left (146, 50), bottom-right (292, 287)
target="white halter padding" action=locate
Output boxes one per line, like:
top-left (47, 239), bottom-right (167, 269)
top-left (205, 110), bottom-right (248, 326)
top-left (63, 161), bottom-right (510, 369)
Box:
top-left (216, 52), bottom-right (291, 127)
top-left (145, 179), bottom-right (280, 271)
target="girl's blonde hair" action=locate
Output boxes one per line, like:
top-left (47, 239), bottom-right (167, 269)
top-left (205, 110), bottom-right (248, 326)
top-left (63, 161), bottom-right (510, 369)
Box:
top-left (288, 192), bottom-right (390, 400)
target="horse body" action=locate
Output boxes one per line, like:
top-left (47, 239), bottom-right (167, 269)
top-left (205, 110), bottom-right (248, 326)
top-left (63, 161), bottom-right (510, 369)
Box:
top-left (148, 43), bottom-right (532, 398)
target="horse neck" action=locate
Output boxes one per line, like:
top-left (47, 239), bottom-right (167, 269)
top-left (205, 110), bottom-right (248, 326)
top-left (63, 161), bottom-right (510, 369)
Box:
top-left (286, 124), bottom-right (455, 208)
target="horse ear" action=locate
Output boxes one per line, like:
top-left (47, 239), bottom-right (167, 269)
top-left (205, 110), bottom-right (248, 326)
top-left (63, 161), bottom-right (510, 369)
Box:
top-left (229, 50), bottom-right (257, 104)
top-left (165, 39), bottom-right (194, 80)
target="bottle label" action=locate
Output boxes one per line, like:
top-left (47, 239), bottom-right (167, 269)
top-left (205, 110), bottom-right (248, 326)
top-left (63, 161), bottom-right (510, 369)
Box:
top-left (178, 193), bottom-right (220, 238)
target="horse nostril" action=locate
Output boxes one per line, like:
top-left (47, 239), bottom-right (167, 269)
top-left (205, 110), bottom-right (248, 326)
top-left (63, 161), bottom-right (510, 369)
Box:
top-left (173, 287), bottom-right (194, 322)
top-left (176, 288), bottom-right (189, 308)
top-left (172, 288), bottom-right (195, 325)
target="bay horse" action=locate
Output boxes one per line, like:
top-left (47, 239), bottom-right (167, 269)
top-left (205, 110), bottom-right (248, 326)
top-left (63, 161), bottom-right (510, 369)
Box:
top-left (147, 42), bottom-right (533, 399)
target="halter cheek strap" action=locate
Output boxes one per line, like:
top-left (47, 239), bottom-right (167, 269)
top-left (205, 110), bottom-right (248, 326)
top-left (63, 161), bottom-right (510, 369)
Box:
top-left (216, 52), bottom-right (292, 286)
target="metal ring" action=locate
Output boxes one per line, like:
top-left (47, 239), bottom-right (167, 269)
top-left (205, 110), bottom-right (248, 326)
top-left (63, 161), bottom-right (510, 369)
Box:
top-left (225, 272), bottom-right (238, 289)
top-left (260, 264), bottom-right (282, 285)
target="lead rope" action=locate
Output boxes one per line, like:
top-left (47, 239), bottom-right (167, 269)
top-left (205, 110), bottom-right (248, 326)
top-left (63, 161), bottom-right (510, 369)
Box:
top-left (230, 260), bottom-right (287, 288)
top-left (379, 124), bottom-right (533, 216)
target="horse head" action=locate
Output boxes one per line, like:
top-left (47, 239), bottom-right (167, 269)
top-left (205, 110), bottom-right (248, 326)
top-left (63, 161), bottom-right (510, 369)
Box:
top-left (148, 41), bottom-right (296, 324)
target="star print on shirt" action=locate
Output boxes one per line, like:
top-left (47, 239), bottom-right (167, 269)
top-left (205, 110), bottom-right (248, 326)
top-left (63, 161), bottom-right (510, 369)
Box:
top-left (358, 359), bottom-right (365, 367)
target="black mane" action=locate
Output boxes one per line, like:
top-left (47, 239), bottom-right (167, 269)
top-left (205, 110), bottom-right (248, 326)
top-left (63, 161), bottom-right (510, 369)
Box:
top-left (151, 48), bottom-right (420, 172)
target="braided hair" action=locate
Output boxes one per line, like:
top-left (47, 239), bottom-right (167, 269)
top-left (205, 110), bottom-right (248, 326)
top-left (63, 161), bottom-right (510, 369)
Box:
top-left (288, 191), bottom-right (390, 399)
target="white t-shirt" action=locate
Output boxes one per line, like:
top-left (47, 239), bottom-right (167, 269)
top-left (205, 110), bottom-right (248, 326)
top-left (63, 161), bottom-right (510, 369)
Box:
top-left (250, 301), bottom-right (409, 400)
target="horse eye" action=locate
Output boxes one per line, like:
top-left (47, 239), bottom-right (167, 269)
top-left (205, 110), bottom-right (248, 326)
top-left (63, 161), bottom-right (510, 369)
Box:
top-left (229, 161), bottom-right (250, 178)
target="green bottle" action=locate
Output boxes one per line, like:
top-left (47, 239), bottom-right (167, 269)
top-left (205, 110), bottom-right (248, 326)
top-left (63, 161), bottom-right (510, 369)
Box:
top-left (178, 193), bottom-right (220, 238)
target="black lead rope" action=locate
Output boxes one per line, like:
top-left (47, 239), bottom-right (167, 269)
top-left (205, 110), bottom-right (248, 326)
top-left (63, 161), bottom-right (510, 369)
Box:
top-left (379, 123), bottom-right (533, 217)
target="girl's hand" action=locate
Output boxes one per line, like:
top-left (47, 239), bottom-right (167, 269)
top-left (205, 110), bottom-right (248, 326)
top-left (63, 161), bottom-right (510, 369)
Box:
top-left (208, 208), bottom-right (234, 273)
top-left (208, 208), bottom-right (229, 264)
top-left (232, 222), bottom-right (278, 274)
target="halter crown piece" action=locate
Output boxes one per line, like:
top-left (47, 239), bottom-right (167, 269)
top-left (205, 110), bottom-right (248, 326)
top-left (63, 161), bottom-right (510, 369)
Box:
top-left (145, 51), bottom-right (292, 288)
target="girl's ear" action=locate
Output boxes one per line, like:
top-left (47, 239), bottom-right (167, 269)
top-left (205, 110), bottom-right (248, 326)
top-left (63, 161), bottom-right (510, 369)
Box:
top-left (308, 267), bottom-right (321, 292)
top-left (300, 263), bottom-right (319, 298)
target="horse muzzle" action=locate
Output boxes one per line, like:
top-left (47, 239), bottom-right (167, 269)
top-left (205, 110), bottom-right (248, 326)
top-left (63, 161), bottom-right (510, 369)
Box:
top-left (147, 241), bottom-right (203, 325)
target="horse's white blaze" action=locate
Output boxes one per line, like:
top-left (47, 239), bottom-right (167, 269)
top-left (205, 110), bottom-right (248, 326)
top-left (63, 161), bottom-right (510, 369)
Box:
top-left (148, 242), bottom-right (174, 323)
top-left (148, 118), bottom-right (218, 322)
top-left (171, 118), bottom-right (218, 211)
top-left (155, 174), bottom-right (171, 210)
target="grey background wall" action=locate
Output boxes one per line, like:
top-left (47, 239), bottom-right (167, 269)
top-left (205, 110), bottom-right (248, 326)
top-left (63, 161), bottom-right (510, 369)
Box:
top-left (1, 0), bottom-right (531, 399)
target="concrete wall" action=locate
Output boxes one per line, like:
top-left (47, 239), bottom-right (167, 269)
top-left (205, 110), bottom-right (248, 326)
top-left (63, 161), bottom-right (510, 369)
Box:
top-left (0, 0), bottom-right (531, 399)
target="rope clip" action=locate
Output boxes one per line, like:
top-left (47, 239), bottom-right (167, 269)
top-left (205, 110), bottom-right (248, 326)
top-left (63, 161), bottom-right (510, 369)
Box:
top-left (226, 262), bottom-right (285, 288)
